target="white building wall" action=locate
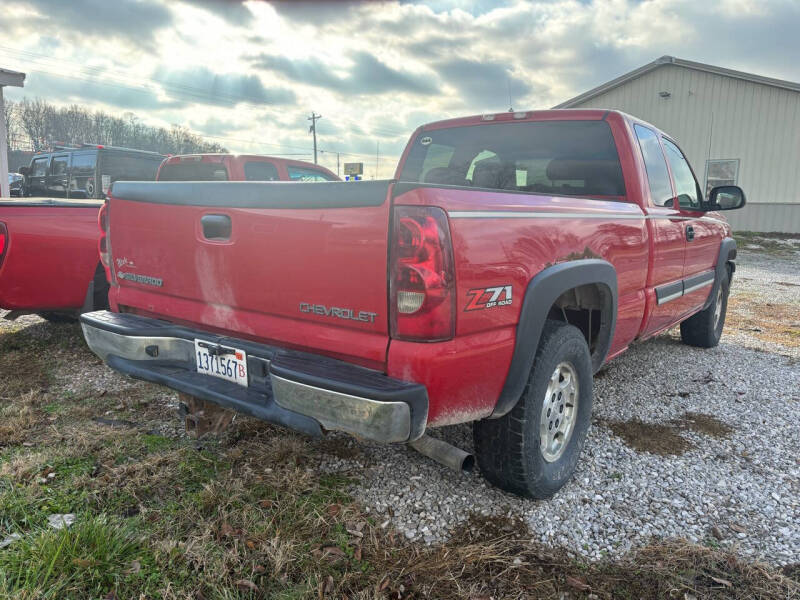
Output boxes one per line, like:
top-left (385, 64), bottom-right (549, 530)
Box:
top-left (567, 64), bottom-right (800, 233)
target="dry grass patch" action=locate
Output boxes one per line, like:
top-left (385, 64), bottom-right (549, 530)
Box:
top-left (726, 294), bottom-right (800, 349)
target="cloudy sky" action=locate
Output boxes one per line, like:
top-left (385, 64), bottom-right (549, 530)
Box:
top-left (1, 0), bottom-right (798, 177)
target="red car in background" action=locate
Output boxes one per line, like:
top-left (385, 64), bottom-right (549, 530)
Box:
top-left (157, 154), bottom-right (339, 182)
top-left (0, 154), bottom-right (340, 321)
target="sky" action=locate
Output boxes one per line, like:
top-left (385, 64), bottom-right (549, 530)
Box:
top-left (1, 0), bottom-right (798, 178)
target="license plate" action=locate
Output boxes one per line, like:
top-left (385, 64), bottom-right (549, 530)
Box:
top-left (194, 339), bottom-right (248, 386)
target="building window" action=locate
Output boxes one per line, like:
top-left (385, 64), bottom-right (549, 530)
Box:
top-left (705, 159), bottom-right (739, 197)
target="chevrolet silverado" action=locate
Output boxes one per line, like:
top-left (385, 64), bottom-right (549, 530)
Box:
top-left (80, 110), bottom-right (745, 498)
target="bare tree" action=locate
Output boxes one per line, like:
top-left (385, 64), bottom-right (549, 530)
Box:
top-left (8, 97), bottom-right (226, 155)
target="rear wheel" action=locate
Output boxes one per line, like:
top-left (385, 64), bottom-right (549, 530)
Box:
top-left (473, 320), bottom-right (593, 498)
top-left (680, 270), bottom-right (729, 348)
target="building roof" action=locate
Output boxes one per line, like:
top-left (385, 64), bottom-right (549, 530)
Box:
top-left (0, 67), bottom-right (26, 87)
top-left (554, 55), bottom-right (800, 109)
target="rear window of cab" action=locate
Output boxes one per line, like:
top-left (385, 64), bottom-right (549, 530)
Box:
top-left (158, 162), bottom-right (228, 181)
top-left (399, 120), bottom-right (625, 198)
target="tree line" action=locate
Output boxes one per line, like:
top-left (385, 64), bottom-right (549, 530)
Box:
top-left (3, 98), bottom-right (227, 155)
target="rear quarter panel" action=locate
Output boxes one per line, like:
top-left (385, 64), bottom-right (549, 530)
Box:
top-left (388, 186), bottom-right (649, 426)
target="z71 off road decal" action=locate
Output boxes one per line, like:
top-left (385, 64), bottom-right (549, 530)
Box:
top-left (465, 285), bottom-right (512, 311)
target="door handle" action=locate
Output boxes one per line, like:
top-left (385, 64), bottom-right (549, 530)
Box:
top-left (201, 214), bottom-right (232, 241)
top-left (686, 224), bottom-right (695, 241)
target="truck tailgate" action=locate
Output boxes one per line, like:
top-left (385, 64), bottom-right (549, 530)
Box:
top-left (107, 181), bottom-right (393, 368)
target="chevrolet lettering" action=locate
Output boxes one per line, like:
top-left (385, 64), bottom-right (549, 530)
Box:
top-left (299, 302), bottom-right (378, 323)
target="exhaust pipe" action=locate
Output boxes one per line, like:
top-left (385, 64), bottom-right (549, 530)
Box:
top-left (409, 434), bottom-right (475, 473)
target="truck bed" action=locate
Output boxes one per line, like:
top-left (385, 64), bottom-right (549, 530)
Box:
top-left (0, 198), bottom-right (104, 312)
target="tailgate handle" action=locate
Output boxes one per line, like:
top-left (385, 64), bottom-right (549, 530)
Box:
top-left (201, 214), bottom-right (232, 241)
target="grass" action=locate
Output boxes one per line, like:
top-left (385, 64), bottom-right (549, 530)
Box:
top-left (734, 231), bottom-right (800, 258)
top-left (726, 293), bottom-right (800, 349)
top-left (0, 320), bottom-right (797, 598)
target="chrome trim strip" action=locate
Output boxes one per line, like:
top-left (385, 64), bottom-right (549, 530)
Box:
top-left (81, 324), bottom-right (194, 363)
top-left (657, 290), bottom-right (683, 305)
top-left (683, 279), bottom-right (714, 294)
top-left (270, 374), bottom-right (412, 443)
top-left (448, 211), bottom-right (644, 219)
top-left (448, 211), bottom-right (728, 225)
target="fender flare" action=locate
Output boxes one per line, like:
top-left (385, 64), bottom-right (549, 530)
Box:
top-left (491, 259), bottom-right (617, 418)
top-left (702, 237), bottom-right (737, 311)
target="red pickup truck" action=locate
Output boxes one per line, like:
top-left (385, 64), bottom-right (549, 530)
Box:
top-left (0, 155), bottom-right (338, 321)
top-left (80, 110), bottom-right (745, 498)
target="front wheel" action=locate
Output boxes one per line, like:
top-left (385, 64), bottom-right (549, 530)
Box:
top-left (473, 320), bottom-right (593, 499)
top-left (680, 270), bottom-right (729, 348)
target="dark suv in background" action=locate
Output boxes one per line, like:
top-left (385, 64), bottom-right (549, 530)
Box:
top-left (24, 144), bottom-right (165, 199)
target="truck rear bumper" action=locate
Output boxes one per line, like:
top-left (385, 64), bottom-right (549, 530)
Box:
top-left (80, 311), bottom-right (428, 443)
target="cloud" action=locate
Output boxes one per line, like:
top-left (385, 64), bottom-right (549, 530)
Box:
top-left (5, 0), bottom-right (173, 49)
top-left (152, 66), bottom-right (296, 106)
top-left (6, 70), bottom-right (186, 111)
top-left (253, 51), bottom-right (438, 96)
top-left (436, 59), bottom-right (533, 109)
top-left (179, 0), bottom-right (254, 25)
top-left (269, 1), bottom-right (363, 25)
top-left (190, 116), bottom-right (245, 137)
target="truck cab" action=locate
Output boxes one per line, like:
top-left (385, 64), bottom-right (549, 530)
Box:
top-left (157, 154), bottom-right (340, 182)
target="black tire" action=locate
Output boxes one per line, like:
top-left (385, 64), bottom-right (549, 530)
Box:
top-left (473, 320), bottom-right (593, 499)
top-left (91, 264), bottom-right (110, 311)
top-left (680, 270), bottom-right (730, 348)
top-left (37, 312), bottom-right (78, 323)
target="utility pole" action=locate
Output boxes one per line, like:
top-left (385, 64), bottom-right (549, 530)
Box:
top-left (308, 112), bottom-right (321, 164)
top-left (375, 141), bottom-right (379, 180)
top-left (336, 152), bottom-right (340, 177)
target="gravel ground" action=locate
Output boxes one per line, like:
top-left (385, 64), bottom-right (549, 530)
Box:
top-left (334, 247), bottom-right (800, 566)
top-left (2, 246), bottom-right (798, 567)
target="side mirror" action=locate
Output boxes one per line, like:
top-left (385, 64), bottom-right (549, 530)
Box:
top-left (706, 186), bottom-right (746, 211)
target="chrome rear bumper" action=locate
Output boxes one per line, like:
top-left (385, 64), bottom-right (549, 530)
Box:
top-left (80, 311), bottom-right (427, 443)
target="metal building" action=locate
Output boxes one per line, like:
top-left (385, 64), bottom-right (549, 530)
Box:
top-left (555, 56), bottom-right (800, 233)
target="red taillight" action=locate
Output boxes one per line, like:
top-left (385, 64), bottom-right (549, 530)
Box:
top-left (389, 206), bottom-right (456, 341)
top-left (0, 222), bottom-right (8, 268)
top-left (98, 202), bottom-right (112, 282)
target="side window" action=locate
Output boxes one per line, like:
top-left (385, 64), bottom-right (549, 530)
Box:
top-left (634, 125), bottom-right (673, 207)
top-left (31, 158), bottom-right (49, 177)
top-left (50, 155), bottom-right (70, 176)
top-left (286, 166), bottom-right (336, 182)
top-left (244, 161), bottom-right (280, 181)
top-left (69, 153), bottom-right (98, 198)
top-left (662, 138), bottom-right (702, 210)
